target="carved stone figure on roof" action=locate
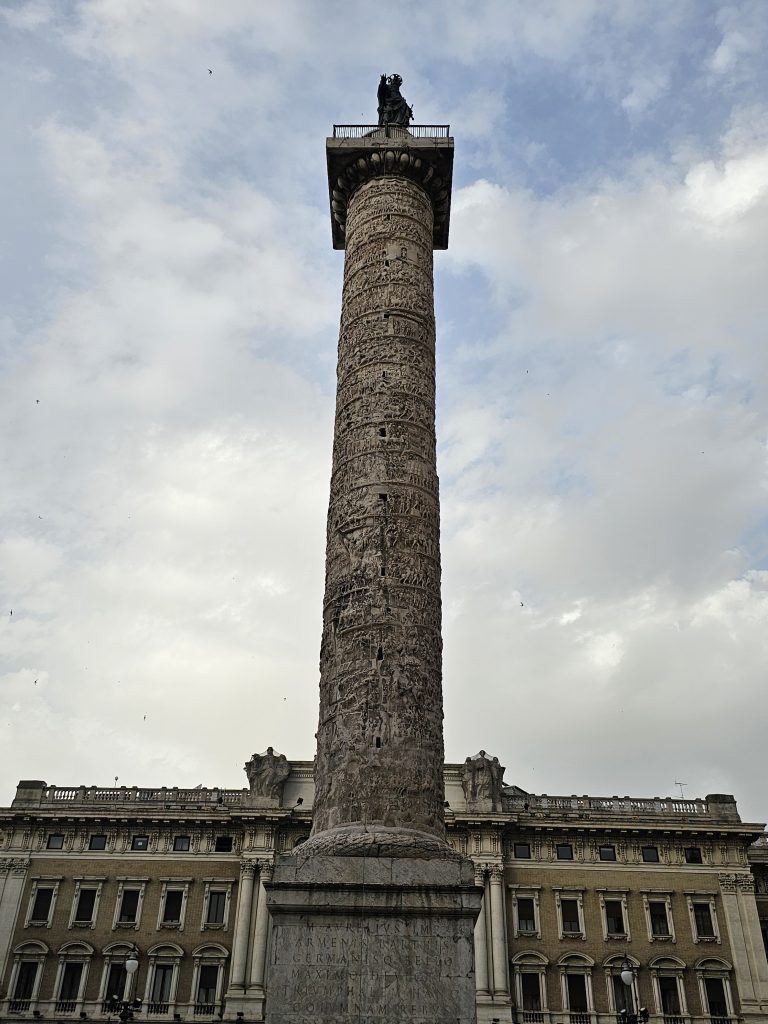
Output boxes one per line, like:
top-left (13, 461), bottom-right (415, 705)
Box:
top-left (460, 750), bottom-right (505, 812)
top-left (244, 747), bottom-right (291, 805)
top-left (377, 73), bottom-right (414, 127)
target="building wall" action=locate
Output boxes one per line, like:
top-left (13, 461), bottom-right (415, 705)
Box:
top-left (0, 770), bottom-right (766, 1024)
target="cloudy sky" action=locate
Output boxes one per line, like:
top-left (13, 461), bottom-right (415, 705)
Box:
top-left (2, 0), bottom-right (767, 824)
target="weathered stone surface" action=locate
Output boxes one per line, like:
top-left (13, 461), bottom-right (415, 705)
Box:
top-left (460, 750), bottom-right (505, 813)
top-left (244, 747), bottom-right (291, 807)
top-left (310, 176), bottom-right (447, 855)
top-left (264, 855), bottom-right (481, 1024)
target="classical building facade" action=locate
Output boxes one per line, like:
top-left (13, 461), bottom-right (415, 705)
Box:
top-left (1, 762), bottom-right (766, 1024)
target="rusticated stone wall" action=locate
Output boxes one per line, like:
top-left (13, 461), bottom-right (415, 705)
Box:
top-left (311, 175), bottom-right (445, 844)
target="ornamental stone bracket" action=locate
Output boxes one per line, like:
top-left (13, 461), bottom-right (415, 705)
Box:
top-left (326, 131), bottom-right (454, 250)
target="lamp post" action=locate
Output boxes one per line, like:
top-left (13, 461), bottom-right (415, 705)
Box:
top-left (109, 950), bottom-right (143, 1024)
top-left (618, 959), bottom-right (649, 1024)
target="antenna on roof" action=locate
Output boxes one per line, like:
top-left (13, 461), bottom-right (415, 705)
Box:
top-left (674, 780), bottom-right (687, 799)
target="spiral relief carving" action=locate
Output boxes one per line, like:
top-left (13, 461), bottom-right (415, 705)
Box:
top-left (309, 176), bottom-right (447, 852)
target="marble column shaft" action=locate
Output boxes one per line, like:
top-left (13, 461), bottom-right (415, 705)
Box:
top-left (249, 862), bottom-right (274, 989)
top-left (311, 174), bottom-right (445, 844)
top-left (474, 867), bottom-right (490, 997)
top-left (489, 866), bottom-right (509, 997)
top-left (229, 860), bottom-right (256, 988)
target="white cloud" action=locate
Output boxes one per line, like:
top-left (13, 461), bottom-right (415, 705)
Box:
top-left (1, 0), bottom-right (768, 826)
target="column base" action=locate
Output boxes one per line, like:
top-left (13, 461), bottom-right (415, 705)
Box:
top-left (475, 994), bottom-right (513, 1024)
top-left (223, 988), bottom-right (266, 1021)
top-left (264, 852), bottom-right (481, 1024)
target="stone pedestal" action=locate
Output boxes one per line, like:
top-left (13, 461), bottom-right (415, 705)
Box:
top-left (264, 853), bottom-right (481, 1024)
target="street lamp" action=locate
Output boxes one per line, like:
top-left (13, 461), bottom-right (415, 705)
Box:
top-left (618, 958), bottom-right (649, 1024)
top-left (109, 949), bottom-right (143, 1024)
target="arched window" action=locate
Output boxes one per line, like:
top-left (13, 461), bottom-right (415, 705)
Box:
top-left (54, 941), bottom-right (94, 1014)
top-left (99, 942), bottom-right (141, 1011)
top-left (603, 954), bottom-right (641, 1015)
top-left (510, 951), bottom-right (549, 1022)
top-left (558, 953), bottom-right (595, 1023)
top-left (144, 944), bottom-right (184, 1015)
top-left (7, 941), bottom-right (48, 1013)
top-left (190, 944), bottom-right (229, 1014)
top-left (695, 957), bottom-right (735, 1021)
top-left (649, 955), bottom-right (688, 1020)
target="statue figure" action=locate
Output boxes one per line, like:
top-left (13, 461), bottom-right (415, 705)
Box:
top-left (244, 747), bottom-right (291, 804)
top-left (377, 73), bottom-right (414, 127)
top-left (460, 750), bottom-right (505, 811)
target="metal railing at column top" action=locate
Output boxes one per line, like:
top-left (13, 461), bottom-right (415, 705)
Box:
top-left (332, 124), bottom-right (450, 139)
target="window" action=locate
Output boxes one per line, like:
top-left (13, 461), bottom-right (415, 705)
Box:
top-left (13, 962), bottom-right (39, 1000)
top-left (649, 901), bottom-right (670, 937)
top-left (151, 964), bottom-right (174, 1006)
top-left (658, 975), bottom-right (681, 1014)
top-left (642, 846), bottom-right (660, 863)
top-left (162, 891), bottom-right (183, 925)
top-left (74, 888), bottom-right (97, 923)
top-left (612, 974), bottom-right (634, 1014)
top-left (694, 903), bottom-right (715, 939)
top-left (29, 887), bottom-right (54, 925)
top-left (104, 963), bottom-right (127, 1003)
top-left (47, 834), bottom-right (65, 850)
top-left (196, 965), bottom-right (219, 1008)
top-left (566, 974), bottom-right (588, 1012)
top-left (561, 899), bottom-right (581, 934)
top-left (511, 888), bottom-right (541, 939)
top-left (704, 977), bottom-right (727, 1017)
top-left (57, 962), bottom-right (83, 1007)
top-left (556, 844), bottom-right (573, 861)
top-left (599, 845), bottom-right (617, 862)
top-left (514, 843), bottom-right (531, 859)
top-left (206, 891), bottom-right (226, 926)
top-left (119, 890), bottom-right (140, 923)
top-left (173, 836), bottom-right (190, 852)
top-left (131, 835), bottom-right (149, 852)
top-left (684, 847), bottom-right (703, 864)
top-left (214, 836), bottom-right (233, 852)
top-left (605, 899), bottom-right (626, 936)
top-left (89, 835), bottom-right (107, 851)
top-left (517, 898), bottom-right (536, 933)
top-left (521, 973), bottom-right (542, 1011)
top-left (555, 889), bottom-right (585, 939)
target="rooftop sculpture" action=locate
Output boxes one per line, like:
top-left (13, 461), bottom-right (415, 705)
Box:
top-left (377, 72), bottom-right (413, 126)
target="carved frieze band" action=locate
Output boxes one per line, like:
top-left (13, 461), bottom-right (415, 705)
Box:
top-left (312, 176), bottom-right (445, 842)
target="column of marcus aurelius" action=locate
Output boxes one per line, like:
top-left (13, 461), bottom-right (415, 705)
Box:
top-left (264, 80), bottom-right (481, 1024)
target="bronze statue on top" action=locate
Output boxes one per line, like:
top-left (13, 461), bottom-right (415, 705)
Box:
top-left (377, 73), bottom-right (414, 127)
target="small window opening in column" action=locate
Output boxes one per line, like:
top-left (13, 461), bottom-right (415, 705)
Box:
top-left (378, 493), bottom-right (388, 502)
top-left (375, 737), bottom-right (382, 748)
top-left (382, 313), bottom-right (389, 320)
top-left (385, 214), bottom-right (391, 220)
top-left (376, 646), bottom-right (384, 660)
top-left (380, 566), bottom-right (386, 576)
top-left (379, 428), bottom-right (387, 437)
top-left (384, 260), bottom-right (389, 267)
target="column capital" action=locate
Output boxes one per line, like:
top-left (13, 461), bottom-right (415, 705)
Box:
top-left (473, 864), bottom-right (487, 886)
top-left (326, 132), bottom-right (454, 250)
top-left (489, 864), bottom-right (505, 883)
top-left (239, 859), bottom-right (258, 878)
top-left (257, 859), bottom-right (275, 880)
